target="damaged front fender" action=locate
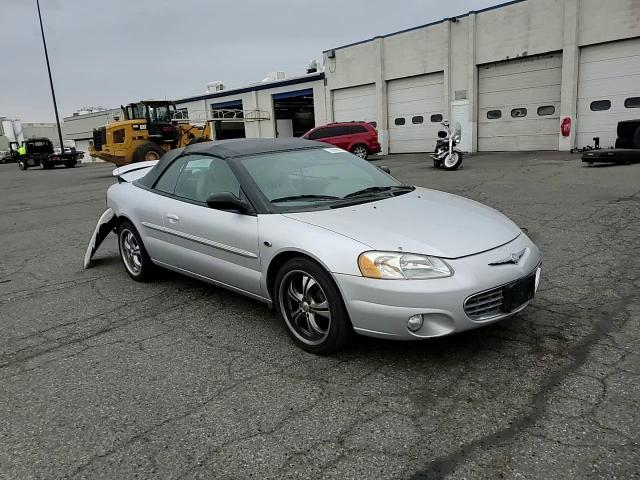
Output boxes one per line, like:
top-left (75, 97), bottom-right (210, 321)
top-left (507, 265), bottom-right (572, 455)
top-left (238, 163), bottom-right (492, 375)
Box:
top-left (84, 208), bottom-right (118, 269)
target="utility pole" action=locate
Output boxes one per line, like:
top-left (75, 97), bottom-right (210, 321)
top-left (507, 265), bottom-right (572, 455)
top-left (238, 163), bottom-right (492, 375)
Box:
top-left (36, 0), bottom-right (65, 152)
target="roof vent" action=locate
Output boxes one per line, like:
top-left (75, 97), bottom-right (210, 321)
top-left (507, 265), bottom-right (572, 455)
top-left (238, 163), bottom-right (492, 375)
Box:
top-left (263, 71), bottom-right (286, 82)
top-left (307, 59), bottom-right (320, 74)
top-left (206, 81), bottom-right (225, 93)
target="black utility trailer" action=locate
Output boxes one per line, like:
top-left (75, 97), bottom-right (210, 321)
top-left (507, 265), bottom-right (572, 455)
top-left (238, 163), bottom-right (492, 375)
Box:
top-left (581, 119), bottom-right (640, 165)
top-left (9, 137), bottom-right (82, 170)
top-left (582, 149), bottom-right (640, 165)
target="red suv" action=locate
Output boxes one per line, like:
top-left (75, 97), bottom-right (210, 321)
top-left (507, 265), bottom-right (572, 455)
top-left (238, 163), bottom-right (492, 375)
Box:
top-left (302, 122), bottom-right (381, 159)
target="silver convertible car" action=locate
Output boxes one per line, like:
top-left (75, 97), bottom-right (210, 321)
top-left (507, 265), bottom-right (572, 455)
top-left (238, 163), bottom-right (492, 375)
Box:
top-left (85, 138), bottom-right (541, 354)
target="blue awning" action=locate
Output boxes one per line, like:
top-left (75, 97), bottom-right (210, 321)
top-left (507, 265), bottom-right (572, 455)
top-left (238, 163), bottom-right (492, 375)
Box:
top-left (211, 100), bottom-right (242, 109)
top-left (272, 89), bottom-right (313, 100)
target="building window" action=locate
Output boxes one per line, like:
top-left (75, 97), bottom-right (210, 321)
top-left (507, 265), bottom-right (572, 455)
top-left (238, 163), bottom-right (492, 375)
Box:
top-left (624, 97), bottom-right (640, 108)
top-left (412, 116), bottom-right (424, 124)
top-left (394, 117), bottom-right (406, 126)
top-left (487, 110), bottom-right (502, 120)
top-left (511, 108), bottom-right (527, 118)
top-left (590, 100), bottom-right (611, 111)
top-left (537, 106), bottom-right (555, 116)
top-left (430, 114), bottom-right (443, 123)
top-left (113, 128), bottom-right (125, 144)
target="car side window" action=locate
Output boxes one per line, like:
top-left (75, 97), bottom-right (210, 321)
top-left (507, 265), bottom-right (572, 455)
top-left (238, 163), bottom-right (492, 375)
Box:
top-left (328, 126), bottom-right (348, 137)
top-left (351, 125), bottom-right (367, 133)
top-left (154, 156), bottom-right (188, 194)
top-left (308, 128), bottom-right (328, 140)
top-left (174, 155), bottom-right (240, 203)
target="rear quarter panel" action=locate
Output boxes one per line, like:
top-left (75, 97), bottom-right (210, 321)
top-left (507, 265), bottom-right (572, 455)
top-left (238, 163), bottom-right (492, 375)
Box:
top-left (107, 183), bottom-right (175, 263)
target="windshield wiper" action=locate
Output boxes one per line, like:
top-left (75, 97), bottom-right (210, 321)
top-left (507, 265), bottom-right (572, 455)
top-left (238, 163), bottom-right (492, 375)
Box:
top-left (344, 185), bottom-right (414, 199)
top-left (271, 194), bottom-right (342, 203)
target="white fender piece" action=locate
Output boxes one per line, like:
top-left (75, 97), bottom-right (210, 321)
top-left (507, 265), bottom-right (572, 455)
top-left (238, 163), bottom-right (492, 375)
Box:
top-left (84, 208), bottom-right (117, 269)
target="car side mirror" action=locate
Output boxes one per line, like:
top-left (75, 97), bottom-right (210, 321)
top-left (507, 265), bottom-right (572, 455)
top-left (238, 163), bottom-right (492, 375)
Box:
top-left (378, 165), bottom-right (391, 174)
top-left (206, 192), bottom-right (251, 214)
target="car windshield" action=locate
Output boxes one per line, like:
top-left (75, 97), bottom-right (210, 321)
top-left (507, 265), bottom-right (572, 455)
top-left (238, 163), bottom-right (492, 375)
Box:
top-left (239, 147), bottom-right (410, 211)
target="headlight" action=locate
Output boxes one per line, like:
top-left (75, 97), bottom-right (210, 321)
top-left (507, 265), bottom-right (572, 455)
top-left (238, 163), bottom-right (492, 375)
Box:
top-left (358, 251), bottom-right (453, 279)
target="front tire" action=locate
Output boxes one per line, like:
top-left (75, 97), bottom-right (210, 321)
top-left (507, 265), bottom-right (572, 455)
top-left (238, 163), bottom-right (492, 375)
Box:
top-left (118, 221), bottom-right (155, 281)
top-left (274, 257), bottom-right (352, 354)
top-left (351, 144), bottom-right (369, 160)
top-left (18, 160), bottom-right (27, 170)
top-left (442, 151), bottom-right (463, 171)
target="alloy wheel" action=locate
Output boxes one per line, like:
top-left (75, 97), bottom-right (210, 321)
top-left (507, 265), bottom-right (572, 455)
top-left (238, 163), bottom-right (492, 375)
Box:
top-left (120, 229), bottom-right (142, 276)
top-left (279, 270), bottom-right (332, 345)
top-left (353, 146), bottom-right (368, 159)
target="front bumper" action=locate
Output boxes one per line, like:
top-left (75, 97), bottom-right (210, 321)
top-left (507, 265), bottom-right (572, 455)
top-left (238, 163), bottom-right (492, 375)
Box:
top-left (333, 234), bottom-right (541, 340)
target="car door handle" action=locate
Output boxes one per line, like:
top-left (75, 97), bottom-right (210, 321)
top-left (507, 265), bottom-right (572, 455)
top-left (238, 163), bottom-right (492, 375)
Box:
top-left (166, 213), bottom-right (180, 223)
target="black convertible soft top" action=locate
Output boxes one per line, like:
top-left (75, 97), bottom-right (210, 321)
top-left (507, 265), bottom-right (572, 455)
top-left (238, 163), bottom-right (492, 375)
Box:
top-left (137, 138), bottom-right (328, 188)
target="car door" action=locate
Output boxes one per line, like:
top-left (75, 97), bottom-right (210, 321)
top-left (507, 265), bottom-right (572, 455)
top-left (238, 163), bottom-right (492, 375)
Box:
top-left (157, 154), bottom-right (262, 297)
top-left (324, 126), bottom-right (352, 150)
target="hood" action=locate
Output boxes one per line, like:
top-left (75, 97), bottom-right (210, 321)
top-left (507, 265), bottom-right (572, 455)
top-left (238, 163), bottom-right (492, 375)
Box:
top-left (283, 187), bottom-right (521, 259)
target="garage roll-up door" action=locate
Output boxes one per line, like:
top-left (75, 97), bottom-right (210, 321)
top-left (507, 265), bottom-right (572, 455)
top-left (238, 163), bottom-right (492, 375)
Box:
top-left (387, 73), bottom-right (444, 153)
top-left (478, 53), bottom-right (562, 151)
top-left (577, 38), bottom-right (640, 148)
top-left (333, 84), bottom-right (376, 123)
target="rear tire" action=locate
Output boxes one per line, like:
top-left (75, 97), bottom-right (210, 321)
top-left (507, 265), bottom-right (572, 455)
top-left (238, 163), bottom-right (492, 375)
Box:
top-left (64, 161), bottom-right (76, 168)
top-left (132, 142), bottom-right (165, 163)
top-left (351, 144), bottom-right (369, 160)
top-left (274, 257), bottom-right (352, 354)
top-left (40, 158), bottom-right (51, 170)
top-left (118, 221), bottom-right (155, 282)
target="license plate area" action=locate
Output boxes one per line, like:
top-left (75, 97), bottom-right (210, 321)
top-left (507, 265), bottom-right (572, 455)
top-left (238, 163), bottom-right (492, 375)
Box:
top-left (502, 274), bottom-right (536, 313)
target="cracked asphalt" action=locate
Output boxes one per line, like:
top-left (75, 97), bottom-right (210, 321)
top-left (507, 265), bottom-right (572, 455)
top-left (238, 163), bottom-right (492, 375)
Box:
top-left (1, 151), bottom-right (639, 479)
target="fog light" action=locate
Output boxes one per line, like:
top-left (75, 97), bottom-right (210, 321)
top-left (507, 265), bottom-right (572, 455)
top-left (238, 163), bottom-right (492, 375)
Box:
top-left (407, 314), bottom-right (423, 332)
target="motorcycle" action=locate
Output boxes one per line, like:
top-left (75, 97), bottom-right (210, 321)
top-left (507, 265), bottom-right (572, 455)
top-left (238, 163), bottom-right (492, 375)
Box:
top-left (431, 120), bottom-right (463, 171)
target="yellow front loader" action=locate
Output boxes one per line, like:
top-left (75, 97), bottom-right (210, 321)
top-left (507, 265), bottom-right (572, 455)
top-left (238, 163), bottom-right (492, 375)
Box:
top-left (89, 100), bottom-right (211, 167)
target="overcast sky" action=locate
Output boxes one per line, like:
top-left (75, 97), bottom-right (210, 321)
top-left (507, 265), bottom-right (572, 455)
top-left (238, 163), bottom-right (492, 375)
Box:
top-left (1, 0), bottom-right (499, 122)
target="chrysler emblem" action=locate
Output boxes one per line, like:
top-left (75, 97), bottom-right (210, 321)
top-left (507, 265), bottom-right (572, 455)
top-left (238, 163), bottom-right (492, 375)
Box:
top-left (489, 248), bottom-right (527, 266)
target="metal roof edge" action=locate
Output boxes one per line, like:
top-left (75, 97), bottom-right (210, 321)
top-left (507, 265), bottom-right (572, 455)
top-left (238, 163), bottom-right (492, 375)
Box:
top-left (175, 72), bottom-right (325, 104)
top-left (323, 0), bottom-right (527, 53)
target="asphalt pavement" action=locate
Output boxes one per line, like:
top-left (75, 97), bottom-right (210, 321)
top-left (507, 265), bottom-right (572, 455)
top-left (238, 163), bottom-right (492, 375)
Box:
top-left (0, 152), bottom-right (638, 479)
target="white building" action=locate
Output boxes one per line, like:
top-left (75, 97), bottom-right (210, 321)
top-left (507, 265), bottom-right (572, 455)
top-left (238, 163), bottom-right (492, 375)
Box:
top-left (174, 72), bottom-right (326, 140)
top-left (61, 0), bottom-right (640, 156)
top-left (322, 0), bottom-right (640, 153)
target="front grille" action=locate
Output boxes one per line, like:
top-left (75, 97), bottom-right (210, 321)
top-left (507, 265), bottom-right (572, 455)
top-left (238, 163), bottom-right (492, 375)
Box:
top-left (464, 288), bottom-right (504, 320)
top-left (464, 270), bottom-right (537, 321)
